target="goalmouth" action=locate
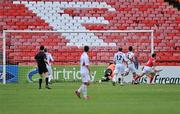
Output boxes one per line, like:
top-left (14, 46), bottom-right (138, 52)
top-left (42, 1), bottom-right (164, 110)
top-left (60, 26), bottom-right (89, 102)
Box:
top-left (2, 29), bottom-right (154, 84)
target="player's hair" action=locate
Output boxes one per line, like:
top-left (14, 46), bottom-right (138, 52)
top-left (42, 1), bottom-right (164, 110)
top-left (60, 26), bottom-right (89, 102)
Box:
top-left (40, 45), bottom-right (45, 51)
top-left (118, 47), bottom-right (122, 51)
top-left (129, 46), bottom-right (133, 51)
top-left (44, 48), bottom-right (47, 52)
top-left (84, 46), bottom-right (89, 52)
top-left (152, 53), bottom-right (156, 57)
top-left (109, 61), bottom-right (113, 65)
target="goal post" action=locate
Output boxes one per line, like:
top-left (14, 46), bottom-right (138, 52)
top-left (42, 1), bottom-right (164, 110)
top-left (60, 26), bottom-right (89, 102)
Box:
top-left (2, 29), bottom-right (154, 84)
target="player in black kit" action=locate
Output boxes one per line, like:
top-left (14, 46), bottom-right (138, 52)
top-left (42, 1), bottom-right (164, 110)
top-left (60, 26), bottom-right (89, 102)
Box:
top-left (35, 45), bottom-right (51, 89)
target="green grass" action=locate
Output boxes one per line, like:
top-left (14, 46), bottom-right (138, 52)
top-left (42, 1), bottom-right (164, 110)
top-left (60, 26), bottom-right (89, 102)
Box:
top-left (0, 66), bottom-right (180, 114)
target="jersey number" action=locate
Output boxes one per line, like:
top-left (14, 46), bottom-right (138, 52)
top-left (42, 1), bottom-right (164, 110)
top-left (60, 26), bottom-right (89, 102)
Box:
top-left (116, 55), bottom-right (122, 61)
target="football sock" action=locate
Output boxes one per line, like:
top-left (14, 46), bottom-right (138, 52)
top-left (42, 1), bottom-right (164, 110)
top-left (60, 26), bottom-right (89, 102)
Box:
top-left (115, 74), bottom-right (119, 82)
top-left (48, 75), bottom-right (52, 82)
top-left (82, 84), bottom-right (87, 98)
top-left (135, 76), bottom-right (140, 81)
top-left (120, 76), bottom-right (123, 84)
top-left (39, 78), bottom-right (42, 89)
top-left (150, 76), bottom-right (153, 83)
top-left (77, 84), bottom-right (83, 93)
top-left (112, 75), bottom-right (116, 82)
top-left (45, 77), bottom-right (49, 86)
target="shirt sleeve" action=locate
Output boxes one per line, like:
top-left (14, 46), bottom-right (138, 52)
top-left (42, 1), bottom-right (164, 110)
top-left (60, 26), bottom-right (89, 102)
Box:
top-left (123, 53), bottom-right (128, 62)
top-left (49, 54), bottom-right (54, 62)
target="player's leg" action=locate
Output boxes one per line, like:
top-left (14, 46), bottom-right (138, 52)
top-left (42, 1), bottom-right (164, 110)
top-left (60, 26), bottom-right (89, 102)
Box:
top-left (76, 72), bottom-right (90, 99)
top-left (147, 73), bottom-right (155, 84)
top-left (47, 65), bottom-right (53, 83)
top-left (135, 72), bottom-right (145, 82)
top-left (82, 82), bottom-right (90, 100)
top-left (100, 69), bottom-right (112, 82)
top-left (129, 64), bottom-right (138, 84)
top-left (75, 72), bottom-right (85, 98)
top-left (119, 64), bottom-right (125, 85)
top-left (124, 68), bottom-right (129, 76)
top-left (112, 65), bottom-right (120, 86)
top-left (38, 67), bottom-right (43, 89)
top-left (112, 72), bottom-right (119, 86)
top-left (147, 69), bottom-right (163, 84)
top-left (76, 84), bottom-right (82, 98)
top-left (136, 66), bottom-right (152, 83)
top-left (41, 64), bottom-right (51, 89)
top-left (39, 75), bottom-right (43, 89)
top-left (81, 73), bottom-right (91, 99)
top-left (42, 71), bottom-right (51, 89)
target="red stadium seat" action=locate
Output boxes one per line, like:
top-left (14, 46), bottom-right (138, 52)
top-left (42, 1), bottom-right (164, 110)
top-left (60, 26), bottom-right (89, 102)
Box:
top-left (0, 0), bottom-right (179, 65)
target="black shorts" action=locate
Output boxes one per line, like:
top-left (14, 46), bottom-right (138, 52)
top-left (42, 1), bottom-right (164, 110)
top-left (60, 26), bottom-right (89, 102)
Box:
top-left (38, 64), bottom-right (48, 75)
top-left (104, 69), bottom-right (112, 78)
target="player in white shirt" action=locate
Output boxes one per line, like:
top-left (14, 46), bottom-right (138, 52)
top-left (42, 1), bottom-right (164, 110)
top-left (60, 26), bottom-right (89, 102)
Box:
top-left (75, 46), bottom-right (91, 100)
top-left (112, 48), bottom-right (127, 86)
top-left (125, 46), bottom-right (138, 84)
top-left (44, 48), bottom-right (54, 83)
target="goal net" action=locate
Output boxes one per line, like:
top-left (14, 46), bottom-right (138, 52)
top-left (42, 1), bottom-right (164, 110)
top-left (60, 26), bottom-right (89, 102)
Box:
top-left (1, 30), bottom-right (154, 84)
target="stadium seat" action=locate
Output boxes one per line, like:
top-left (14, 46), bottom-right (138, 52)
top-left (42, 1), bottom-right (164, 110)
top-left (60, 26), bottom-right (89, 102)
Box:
top-left (0, 0), bottom-right (179, 65)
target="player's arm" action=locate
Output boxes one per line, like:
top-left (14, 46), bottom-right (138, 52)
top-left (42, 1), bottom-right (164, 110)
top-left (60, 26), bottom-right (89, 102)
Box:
top-left (43, 54), bottom-right (48, 65)
top-left (86, 58), bottom-right (90, 73)
top-left (83, 57), bottom-right (91, 74)
top-left (152, 60), bottom-right (156, 69)
top-left (49, 54), bottom-right (54, 62)
top-left (86, 65), bottom-right (90, 73)
top-left (123, 54), bottom-right (128, 66)
top-left (34, 54), bottom-right (38, 61)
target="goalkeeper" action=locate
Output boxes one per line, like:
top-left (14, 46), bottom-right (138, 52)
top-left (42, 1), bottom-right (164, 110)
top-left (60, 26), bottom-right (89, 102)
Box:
top-left (99, 62), bottom-right (115, 83)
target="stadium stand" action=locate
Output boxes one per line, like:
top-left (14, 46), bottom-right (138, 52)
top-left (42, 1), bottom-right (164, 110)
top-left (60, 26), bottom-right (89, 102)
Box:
top-left (0, 0), bottom-right (179, 65)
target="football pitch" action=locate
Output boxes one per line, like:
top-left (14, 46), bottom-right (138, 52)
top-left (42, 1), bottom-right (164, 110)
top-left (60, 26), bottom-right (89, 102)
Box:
top-left (0, 66), bottom-right (180, 114)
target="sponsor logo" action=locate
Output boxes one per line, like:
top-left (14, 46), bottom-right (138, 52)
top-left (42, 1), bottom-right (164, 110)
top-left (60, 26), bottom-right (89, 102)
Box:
top-left (27, 68), bottom-right (39, 82)
top-left (139, 75), bottom-right (180, 84)
top-left (27, 67), bottom-right (97, 82)
top-left (0, 65), bottom-right (18, 83)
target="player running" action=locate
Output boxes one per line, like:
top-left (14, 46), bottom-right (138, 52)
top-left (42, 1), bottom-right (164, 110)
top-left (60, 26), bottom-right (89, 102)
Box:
top-left (35, 45), bottom-right (51, 89)
top-left (75, 46), bottom-right (91, 100)
top-left (125, 46), bottom-right (138, 84)
top-left (135, 53), bottom-right (157, 84)
top-left (112, 47), bottom-right (127, 86)
top-left (44, 48), bottom-right (54, 84)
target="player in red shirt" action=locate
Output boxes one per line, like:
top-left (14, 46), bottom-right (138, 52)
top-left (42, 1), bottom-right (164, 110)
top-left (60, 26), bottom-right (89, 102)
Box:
top-left (135, 53), bottom-right (157, 83)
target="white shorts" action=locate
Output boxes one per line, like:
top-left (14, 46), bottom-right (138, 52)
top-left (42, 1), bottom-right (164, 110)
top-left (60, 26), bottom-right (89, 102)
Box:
top-left (142, 66), bottom-right (152, 74)
top-left (114, 64), bottom-right (125, 75)
top-left (126, 63), bottom-right (136, 73)
top-left (80, 72), bottom-right (90, 83)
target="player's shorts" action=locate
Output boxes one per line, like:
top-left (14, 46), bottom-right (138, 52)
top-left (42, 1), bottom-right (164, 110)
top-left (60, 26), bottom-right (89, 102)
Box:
top-left (114, 64), bottom-right (125, 75)
top-left (38, 64), bottom-right (48, 75)
top-left (80, 72), bottom-right (90, 83)
top-left (126, 63), bottom-right (136, 73)
top-left (46, 65), bottom-right (53, 76)
top-left (104, 69), bottom-right (112, 77)
top-left (142, 66), bottom-right (152, 74)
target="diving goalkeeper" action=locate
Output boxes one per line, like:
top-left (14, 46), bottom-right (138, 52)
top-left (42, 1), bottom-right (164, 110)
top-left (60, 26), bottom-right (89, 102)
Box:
top-left (99, 62), bottom-right (115, 83)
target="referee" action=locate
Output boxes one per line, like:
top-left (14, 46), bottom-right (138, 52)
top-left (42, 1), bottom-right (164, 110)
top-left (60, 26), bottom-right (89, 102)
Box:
top-left (35, 45), bottom-right (51, 89)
